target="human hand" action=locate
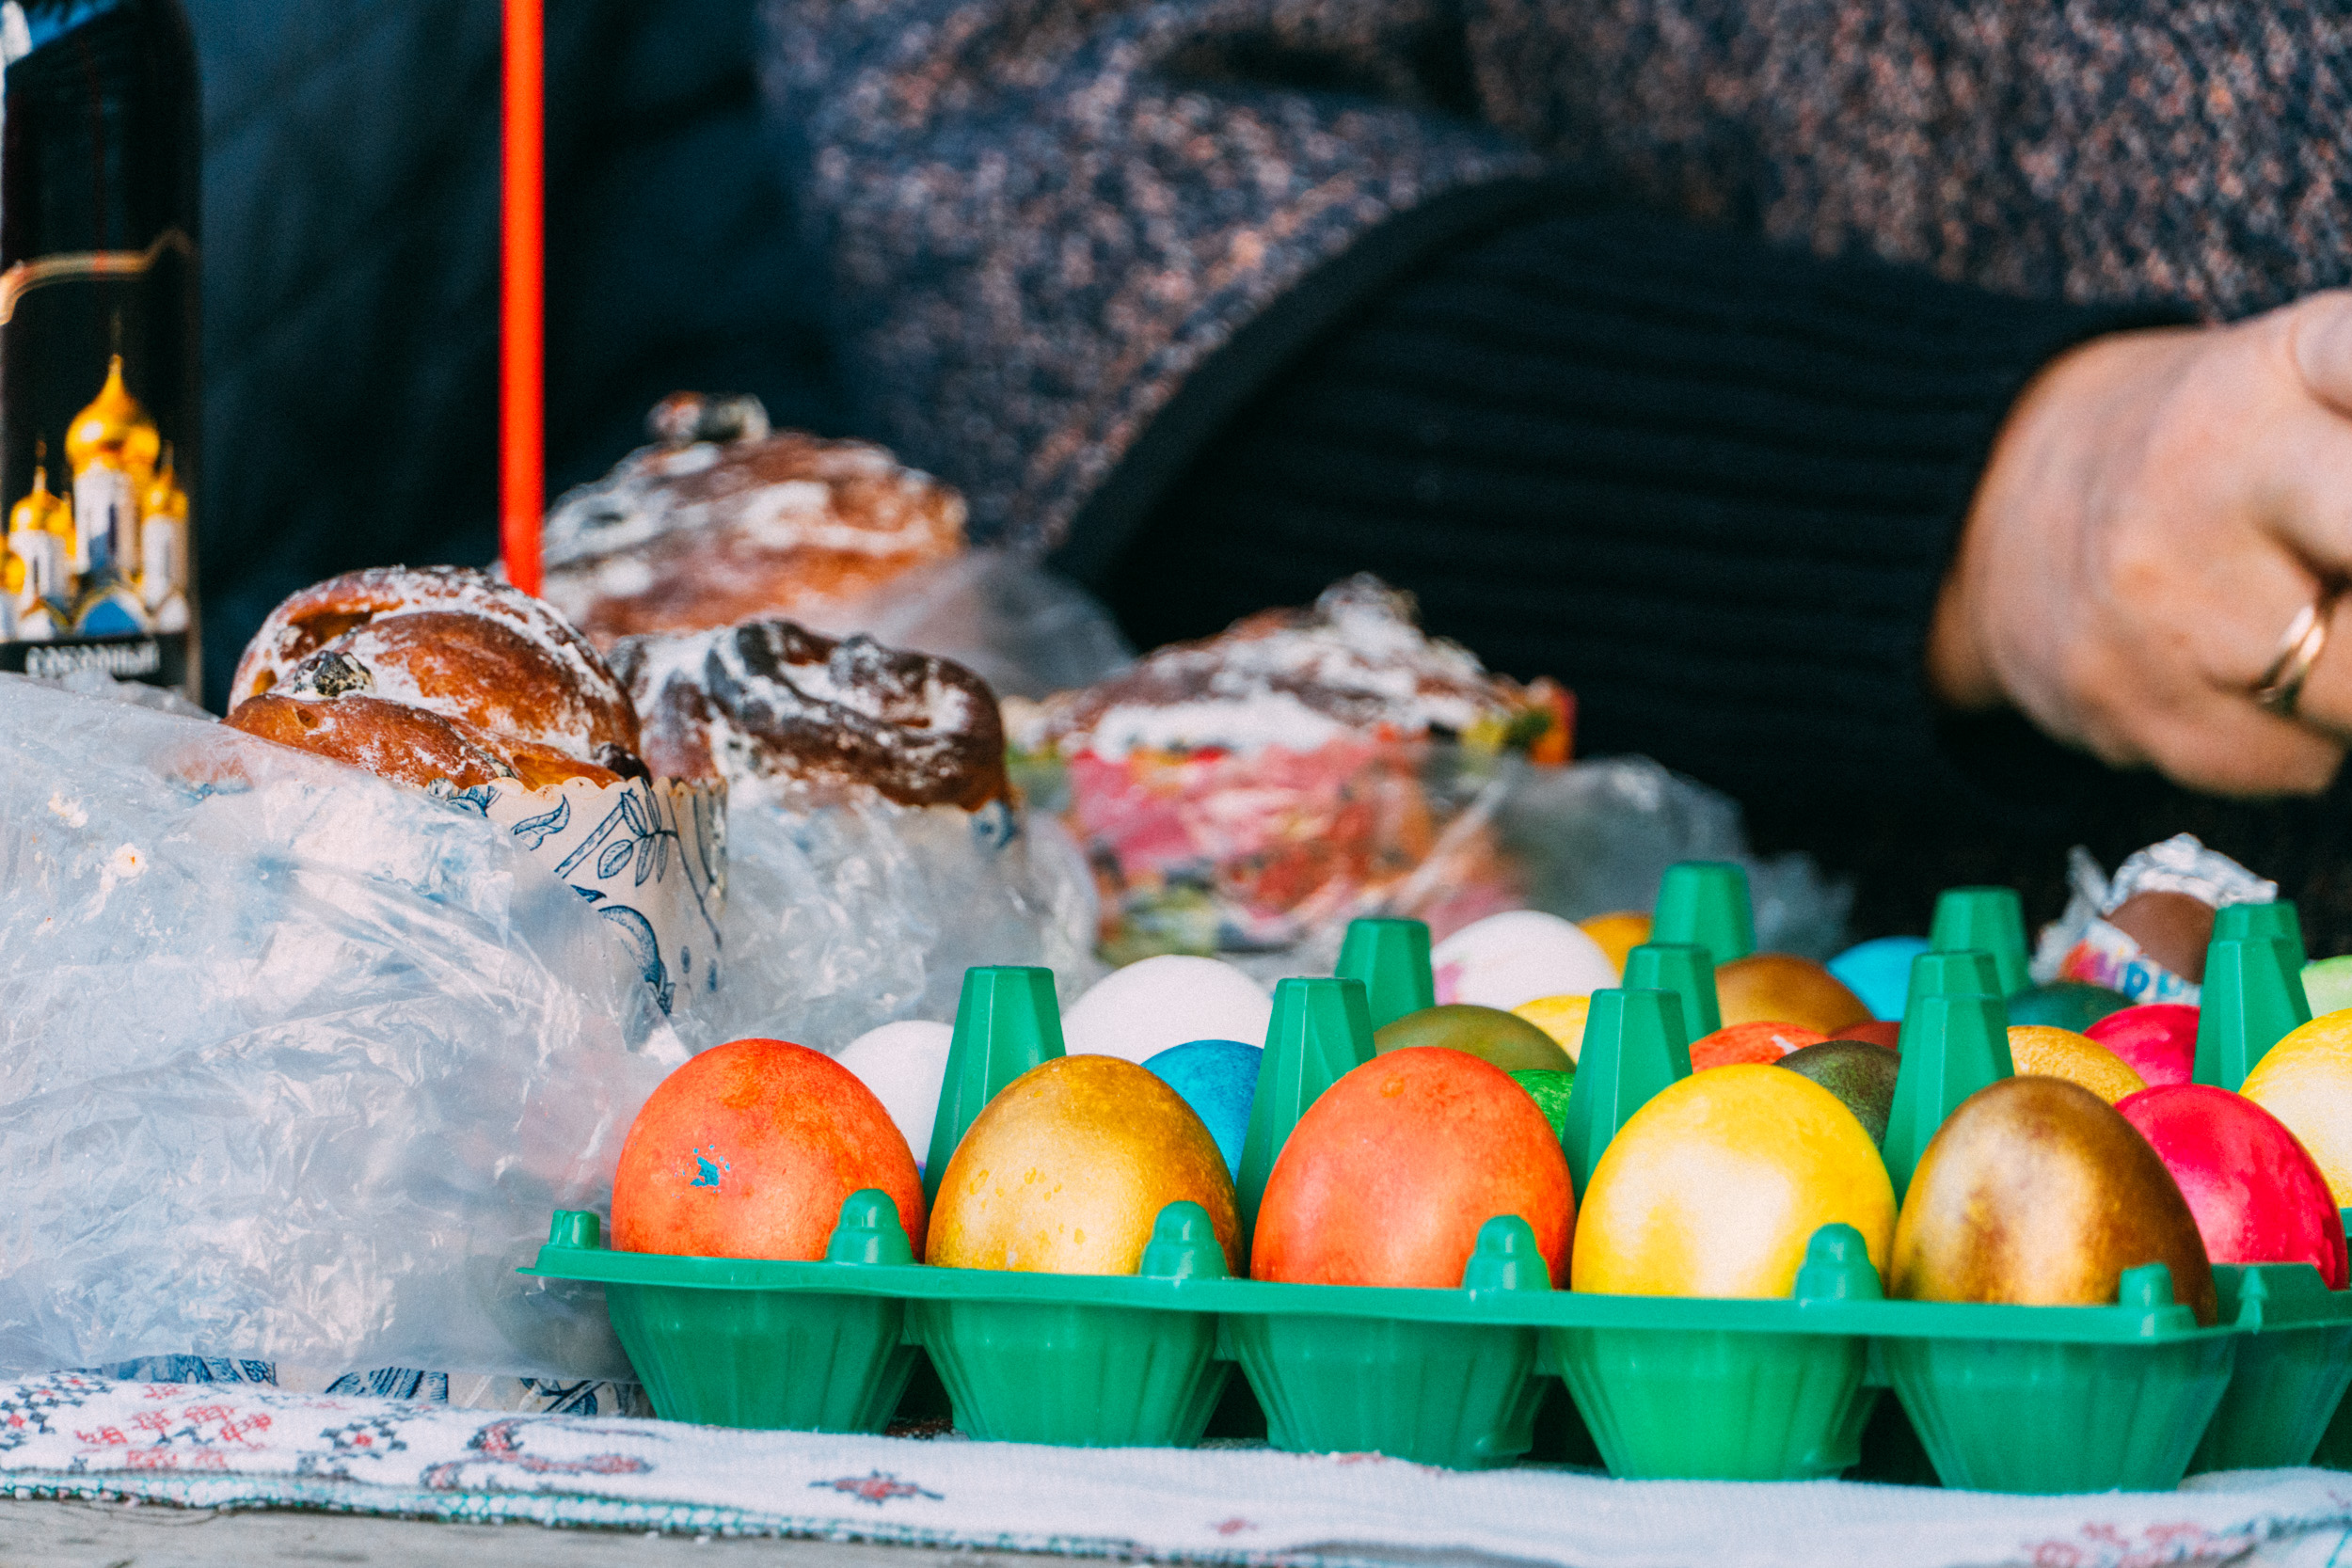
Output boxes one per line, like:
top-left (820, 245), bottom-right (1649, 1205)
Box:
top-left (1930, 292), bottom-right (2352, 797)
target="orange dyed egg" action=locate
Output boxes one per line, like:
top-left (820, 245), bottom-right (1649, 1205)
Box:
top-left (612, 1037), bottom-right (927, 1260)
top-left (1254, 1047), bottom-right (1573, 1288)
top-left (1690, 1021), bottom-right (1826, 1070)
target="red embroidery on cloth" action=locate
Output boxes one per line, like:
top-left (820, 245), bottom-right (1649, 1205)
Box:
top-left (812, 1471), bottom-right (944, 1506)
top-left (420, 1417), bottom-right (655, 1491)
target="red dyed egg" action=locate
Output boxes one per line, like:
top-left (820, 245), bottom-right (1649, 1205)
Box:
top-left (1253, 1046), bottom-right (1573, 1288)
top-left (1836, 1021), bottom-right (1904, 1052)
top-left (1690, 1021), bottom-right (1825, 1071)
top-left (2115, 1084), bottom-right (2345, 1288)
top-left (2085, 1004), bottom-right (2200, 1088)
top-left (612, 1037), bottom-right (928, 1260)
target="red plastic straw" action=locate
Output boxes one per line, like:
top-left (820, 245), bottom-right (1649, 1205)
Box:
top-left (500, 0), bottom-right (545, 595)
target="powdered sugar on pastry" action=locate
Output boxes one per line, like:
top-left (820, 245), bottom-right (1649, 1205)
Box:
top-left (542, 396), bottom-right (966, 645)
top-left (230, 564), bottom-right (632, 734)
top-left (1015, 575), bottom-right (1531, 759)
top-left (614, 619), bottom-right (1006, 811)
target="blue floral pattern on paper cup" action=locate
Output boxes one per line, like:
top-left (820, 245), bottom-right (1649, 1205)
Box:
top-left (441, 773), bottom-right (728, 1014)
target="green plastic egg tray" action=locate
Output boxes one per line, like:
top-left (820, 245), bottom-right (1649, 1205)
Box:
top-left (524, 1197), bottom-right (2345, 1493)
top-left (530, 903), bottom-right (2352, 1495)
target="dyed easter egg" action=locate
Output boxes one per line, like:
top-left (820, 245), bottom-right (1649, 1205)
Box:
top-left (2117, 1085), bottom-right (2347, 1288)
top-left (929, 1054), bottom-right (1240, 1275)
top-left (2007, 980), bottom-right (2132, 1032)
top-left (1577, 911), bottom-right (1652, 975)
top-left (1375, 1004), bottom-right (1574, 1073)
top-left (1510, 1069), bottom-right (1577, 1141)
top-left (1255, 1047), bottom-right (1573, 1288)
top-left (1690, 1021), bottom-right (1825, 1071)
top-left (1572, 1065), bottom-right (1894, 1296)
top-left (2083, 1004), bottom-right (2200, 1087)
top-left (1828, 936), bottom-right (1929, 1022)
top-left (2007, 1025), bottom-right (2146, 1104)
top-left (1892, 1076), bottom-right (2216, 1323)
top-left (1838, 1021), bottom-right (1904, 1051)
top-left (835, 1020), bottom-right (954, 1167)
top-left (613, 1037), bottom-right (927, 1261)
top-left (1777, 1040), bottom-right (1899, 1147)
top-left (1513, 993), bottom-right (1591, 1061)
top-left (1062, 956), bottom-right (1272, 1064)
top-left (2243, 1010), bottom-right (2352, 1206)
top-left (2303, 958), bottom-right (2352, 1020)
top-left (1715, 954), bottom-right (1872, 1036)
top-left (1142, 1037), bottom-right (1261, 1177)
top-left (1432, 911), bottom-right (1617, 1010)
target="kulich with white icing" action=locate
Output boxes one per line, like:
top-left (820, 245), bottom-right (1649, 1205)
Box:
top-left (1012, 574), bottom-right (1564, 761)
top-left (612, 618), bottom-right (1008, 810)
top-left (226, 565), bottom-right (646, 791)
top-left (541, 394), bottom-right (965, 646)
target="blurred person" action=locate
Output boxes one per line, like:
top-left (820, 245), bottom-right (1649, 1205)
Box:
top-left (763, 0), bottom-right (2352, 942)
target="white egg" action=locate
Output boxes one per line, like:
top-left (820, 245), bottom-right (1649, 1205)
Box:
top-left (1432, 910), bottom-right (1617, 1011)
top-left (835, 1019), bottom-right (955, 1164)
top-left (1061, 955), bottom-right (1274, 1064)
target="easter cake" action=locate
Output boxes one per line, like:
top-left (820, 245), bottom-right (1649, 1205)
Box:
top-left (226, 564), bottom-right (645, 784)
top-left (539, 393), bottom-right (966, 647)
top-left (612, 617), bottom-right (1008, 810)
top-left (1008, 574), bottom-right (1571, 961)
top-left (223, 565), bottom-right (725, 1013)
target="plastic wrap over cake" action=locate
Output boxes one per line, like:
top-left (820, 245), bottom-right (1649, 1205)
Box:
top-left (1010, 576), bottom-right (1846, 966)
top-left (0, 674), bottom-right (689, 1380)
top-left (456, 772), bottom-right (725, 1015)
top-left (618, 617), bottom-right (1100, 1043)
top-left (540, 395), bottom-right (1130, 700)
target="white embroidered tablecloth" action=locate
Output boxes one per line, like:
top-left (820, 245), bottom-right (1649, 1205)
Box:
top-left (3, 1373), bottom-right (2350, 1567)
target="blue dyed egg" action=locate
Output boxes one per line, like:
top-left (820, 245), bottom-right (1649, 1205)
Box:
top-left (1827, 936), bottom-right (1930, 1022)
top-left (1140, 1038), bottom-right (1261, 1177)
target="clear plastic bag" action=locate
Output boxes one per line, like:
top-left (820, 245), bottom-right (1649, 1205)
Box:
top-left (707, 789), bottom-right (1101, 1048)
top-left (788, 548), bottom-right (1132, 701)
top-left (0, 673), bottom-right (689, 1380)
top-left (1486, 755), bottom-right (1853, 958)
top-left (1027, 738), bottom-right (1850, 981)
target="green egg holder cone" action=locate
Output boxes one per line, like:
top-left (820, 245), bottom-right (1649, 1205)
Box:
top-left (525, 921), bottom-right (2352, 1491)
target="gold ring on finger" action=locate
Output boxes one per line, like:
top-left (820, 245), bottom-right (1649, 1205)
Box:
top-left (2253, 591), bottom-right (2341, 719)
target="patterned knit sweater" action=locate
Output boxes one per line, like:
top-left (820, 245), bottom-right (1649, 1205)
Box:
top-left (762, 0), bottom-right (2351, 551)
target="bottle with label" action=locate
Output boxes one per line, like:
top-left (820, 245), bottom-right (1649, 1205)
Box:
top-left (0, 0), bottom-right (199, 702)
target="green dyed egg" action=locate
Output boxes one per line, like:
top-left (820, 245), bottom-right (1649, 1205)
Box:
top-left (1375, 1004), bottom-right (1574, 1073)
top-left (2303, 956), bottom-right (2352, 1019)
top-left (1776, 1040), bottom-right (1899, 1147)
top-left (2006, 980), bottom-right (2132, 1032)
top-left (1509, 1069), bottom-right (1576, 1140)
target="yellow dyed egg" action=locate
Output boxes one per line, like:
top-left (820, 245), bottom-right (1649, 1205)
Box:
top-left (1578, 911), bottom-right (1651, 975)
top-left (929, 1054), bottom-right (1241, 1275)
top-left (1512, 994), bottom-right (1591, 1062)
top-left (2006, 1025), bottom-right (2146, 1104)
top-left (1571, 1064), bottom-right (1895, 1296)
top-left (2244, 1009), bottom-right (2352, 1206)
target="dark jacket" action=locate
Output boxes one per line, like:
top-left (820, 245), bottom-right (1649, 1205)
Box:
top-left (763, 0), bottom-right (2349, 556)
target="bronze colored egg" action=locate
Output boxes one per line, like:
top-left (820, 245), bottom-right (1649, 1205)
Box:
top-left (1891, 1076), bottom-right (2216, 1324)
top-left (1374, 1004), bottom-right (1574, 1073)
top-left (1716, 954), bottom-right (1873, 1036)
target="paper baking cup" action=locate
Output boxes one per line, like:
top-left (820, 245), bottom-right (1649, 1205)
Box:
top-left (443, 772), bottom-right (727, 1015)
